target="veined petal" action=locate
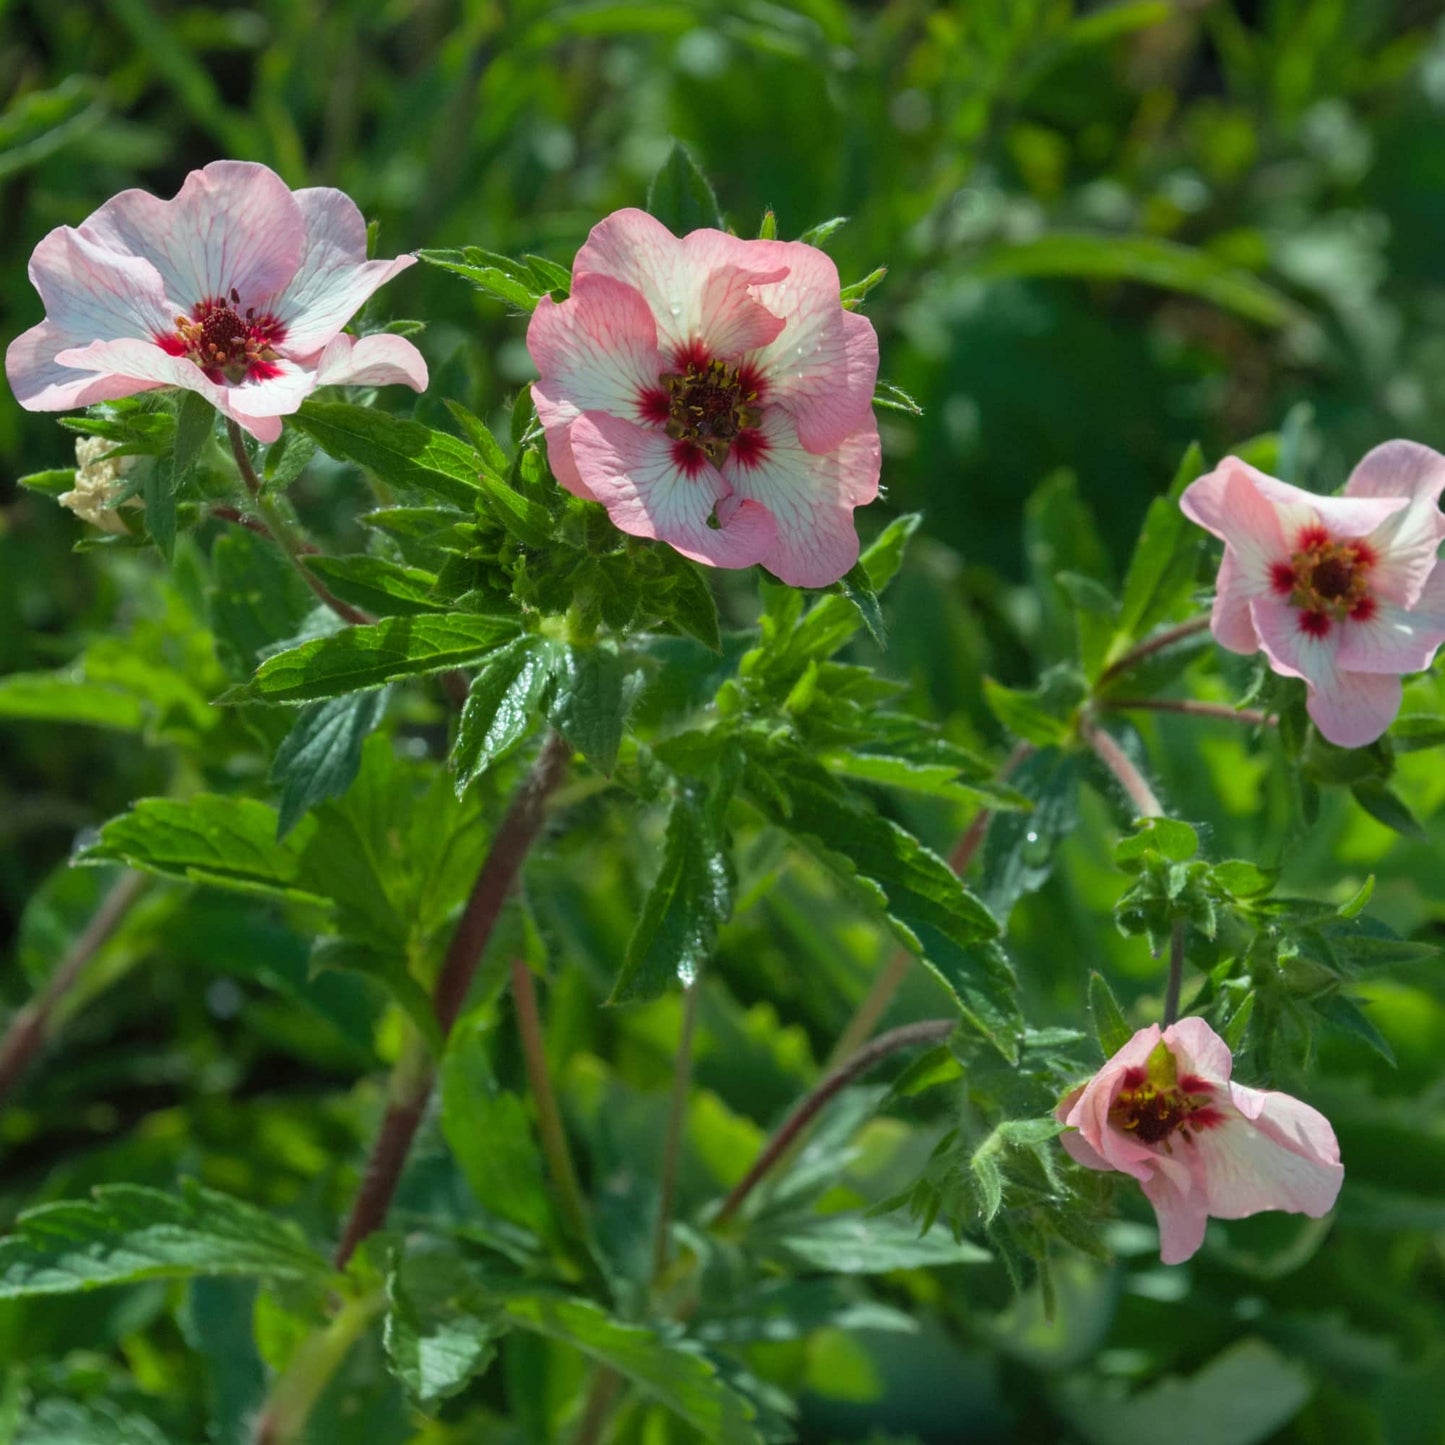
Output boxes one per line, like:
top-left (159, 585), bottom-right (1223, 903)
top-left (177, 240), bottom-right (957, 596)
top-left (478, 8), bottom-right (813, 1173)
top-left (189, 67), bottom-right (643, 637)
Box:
top-left (1181, 458), bottom-right (1294, 567)
top-left (569, 410), bottom-right (776, 571)
top-left (1193, 1098), bottom-right (1343, 1221)
top-left (52, 335), bottom-right (230, 406)
top-left (268, 188), bottom-right (415, 352)
top-left (1210, 549), bottom-right (1263, 654)
top-left (695, 261), bottom-right (787, 358)
top-left (724, 409), bottom-right (880, 588)
top-left (1249, 595), bottom-right (1337, 689)
top-left (1059, 1127), bottom-right (1113, 1173)
top-left (82, 160), bottom-right (305, 310)
top-left (1162, 1017), bottom-right (1234, 1084)
top-left (1307, 670), bottom-right (1401, 748)
top-left (6, 321), bottom-right (165, 411)
top-left (312, 332), bottom-right (428, 392)
top-left (1345, 438), bottom-right (1445, 504)
top-left (25, 225), bottom-right (174, 345)
top-left (1139, 1167), bottom-right (1210, 1265)
top-left (1334, 585), bottom-right (1445, 675)
top-left (1348, 442), bottom-right (1445, 608)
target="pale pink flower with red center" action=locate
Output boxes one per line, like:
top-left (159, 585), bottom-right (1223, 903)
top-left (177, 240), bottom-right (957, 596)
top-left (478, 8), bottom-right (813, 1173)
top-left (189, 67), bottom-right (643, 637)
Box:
top-left (6, 160), bottom-right (427, 444)
top-left (1181, 443), bottom-right (1445, 747)
top-left (1057, 1018), bottom-right (1343, 1265)
top-left (526, 208), bottom-right (881, 587)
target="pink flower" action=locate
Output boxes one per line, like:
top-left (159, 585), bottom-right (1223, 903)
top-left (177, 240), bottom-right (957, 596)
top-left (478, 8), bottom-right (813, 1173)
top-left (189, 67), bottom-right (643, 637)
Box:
top-left (1056, 1018), bottom-right (1343, 1265)
top-left (6, 160), bottom-right (427, 443)
top-left (1181, 444), bottom-right (1445, 747)
top-left (526, 208), bottom-right (880, 587)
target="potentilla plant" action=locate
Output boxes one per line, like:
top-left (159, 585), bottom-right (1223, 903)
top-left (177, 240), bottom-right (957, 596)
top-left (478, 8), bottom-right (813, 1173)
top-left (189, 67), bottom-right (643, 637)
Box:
top-left (0, 146), bottom-right (1439, 1443)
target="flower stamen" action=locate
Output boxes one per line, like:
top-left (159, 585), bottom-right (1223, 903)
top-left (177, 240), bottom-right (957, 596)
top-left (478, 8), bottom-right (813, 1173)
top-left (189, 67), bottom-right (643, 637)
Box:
top-left (660, 356), bottom-right (762, 469)
top-left (159, 288), bottom-right (286, 384)
top-left (1286, 530), bottom-right (1376, 635)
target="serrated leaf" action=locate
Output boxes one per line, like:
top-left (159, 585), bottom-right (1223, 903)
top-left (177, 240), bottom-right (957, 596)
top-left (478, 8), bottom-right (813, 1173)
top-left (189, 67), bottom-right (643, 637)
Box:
top-left (982, 677), bottom-right (1071, 745)
top-left (271, 690), bottom-right (389, 838)
top-left (77, 795), bottom-right (323, 902)
top-left (141, 456), bottom-right (176, 561)
top-left (453, 637), bottom-right (560, 792)
top-left (264, 427), bottom-right (319, 489)
top-left (501, 1295), bottom-right (762, 1445)
top-left (420, 248), bottom-right (550, 311)
top-left (0, 1182), bottom-right (332, 1298)
top-left (666, 559), bottom-right (723, 652)
top-left (385, 1249), bottom-right (501, 1407)
top-left (1087, 971), bottom-right (1132, 1057)
top-left (476, 467), bottom-right (556, 547)
top-left (439, 1020), bottom-right (550, 1234)
top-left (980, 747), bottom-right (1080, 921)
top-left (303, 556), bottom-right (445, 616)
top-left (443, 399), bottom-right (510, 477)
top-left (646, 140), bottom-right (724, 233)
top-left (837, 559), bottom-right (886, 646)
top-left (547, 643), bottom-right (639, 775)
top-left (1211, 859), bottom-right (1278, 900)
top-left (237, 614), bottom-right (521, 704)
top-left (173, 388), bottom-right (214, 478)
top-left (1115, 817), bottom-right (1199, 865)
top-left (611, 783), bottom-right (732, 1002)
top-left (291, 400), bottom-right (482, 506)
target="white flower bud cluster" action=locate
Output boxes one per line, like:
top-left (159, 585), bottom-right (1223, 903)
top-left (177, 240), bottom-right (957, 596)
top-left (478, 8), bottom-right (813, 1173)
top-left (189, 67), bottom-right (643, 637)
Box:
top-left (59, 436), bottom-right (134, 534)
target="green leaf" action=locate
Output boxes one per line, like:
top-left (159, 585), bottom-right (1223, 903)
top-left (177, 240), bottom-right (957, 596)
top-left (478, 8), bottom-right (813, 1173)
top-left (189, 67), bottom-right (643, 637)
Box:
top-left (982, 678), bottom-right (1071, 745)
top-left (309, 937), bottom-right (440, 1053)
top-left (980, 748), bottom-right (1080, 921)
top-left (264, 427), bottom-right (319, 489)
top-left (611, 782), bottom-right (733, 1002)
top-left (872, 380), bottom-right (923, 416)
top-left (547, 643), bottom-right (639, 775)
top-left (646, 140), bottom-right (724, 233)
top-left (666, 559), bottom-right (723, 652)
top-left (759, 1212), bottom-right (989, 1273)
top-left (1338, 875), bottom-right (1375, 919)
top-left (501, 1295), bottom-right (763, 1445)
top-left (968, 233), bottom-right (1307, 328)
top-left (17, 1399), bottom-right (169, 1445)
top-left (1108, 442), bottom-right (1207, 658)
top-left (77, 795), bottom-right (323, 902)
top-left (0, 76), bottom-right (105, 182)
top-left (1221, 991), bottom-right (1255, 1051)
top-left (1388, 714), bottom-right (1445, 753)
top-left (271, 690), bottom-right (389, 839)
top-left (237, 614), bottom-right (520, 704)
top-left (172, 388), bottom-right (214, 478)
top-left (442, 399), bottom-right (510, 477)
top-left (16, 468), bottom-right (77, 499)
top-left (840, 265), bottom-right (886, 308)
top-left (1350, 780), bottom-right (1424, 840)
top-left (385, 1248), bottom-right (501, 1407)
top-left (0, 1181), bottom-right (332, 1298)
top-left (837, 559), bottom-right (886, 647)
top-left (141, 456), bottom-right (177, 561)
top-left (453, 637), bottom-right (560, 793)
top-left (420, 248), bottom-right (557, 312)
top-left (303, 555), bottom-right (447, 616)
top-left (439, 1020), bottom-right (551, 1235)
top-left (821, 751), bottom-right (1005, 806)
top-left (291, 401), bottom-right (482, 506)
top-left (475, 466), bottom-right (556, 548)
top-left (0, 672), bottom-right (146, 732)
top-left (1087, 971), bottom-right (1132, 1057)
top-left (1115, 817), bottom-right (1199, 865)
top-left (1211, 859), bottom-right (1278, 900)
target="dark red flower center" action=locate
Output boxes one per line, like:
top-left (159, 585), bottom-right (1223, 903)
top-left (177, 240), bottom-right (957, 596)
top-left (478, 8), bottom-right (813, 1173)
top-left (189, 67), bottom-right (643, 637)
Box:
top-left (157, 289), bottom-right (286, 384)
top-left (1269, 525), bottom-right (1378, 639)
top-left (638, 345), bottom-right (768, 476)
top-left (1110, 1048), bottom-right (1223, 1149)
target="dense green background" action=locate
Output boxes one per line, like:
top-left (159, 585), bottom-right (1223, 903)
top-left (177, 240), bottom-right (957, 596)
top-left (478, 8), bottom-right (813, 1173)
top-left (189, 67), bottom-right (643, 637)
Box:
top-left (3, 2), bottom-right (1445, 1442)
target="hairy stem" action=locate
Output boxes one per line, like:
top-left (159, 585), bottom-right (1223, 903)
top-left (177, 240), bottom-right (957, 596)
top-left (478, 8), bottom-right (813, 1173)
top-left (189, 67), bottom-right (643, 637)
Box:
top-left (824, 743), bottom-right (1033, 1070)
top-left (1097, 615), bottom-right (1211, 687)
top-left (1082, 718), bottom-right (1164, 820)
top-left (713, 1019), bottom-right (957, 1227)
top-left (250, 1290), bottom-right (384, 1445)
top-left (511, 955), bottom-right (592, 1247)
top-left (0, 871), bottom-right (149, 1107)
top-left (1163, 916), bottom-right (1185, 1028)
top-left (1104, 696), bottom-right (1274, 727)
top-left (333, 732), bottom-right (572, 1268)
top-left (225, 420), bottom-right (372, 626)
top-left (651, 980), bottom-right (701, 1289)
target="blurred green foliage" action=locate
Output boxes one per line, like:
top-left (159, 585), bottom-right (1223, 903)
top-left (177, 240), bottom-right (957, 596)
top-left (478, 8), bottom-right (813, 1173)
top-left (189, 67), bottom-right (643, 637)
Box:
top-left (4, 2), bottom-right (1445, 1443)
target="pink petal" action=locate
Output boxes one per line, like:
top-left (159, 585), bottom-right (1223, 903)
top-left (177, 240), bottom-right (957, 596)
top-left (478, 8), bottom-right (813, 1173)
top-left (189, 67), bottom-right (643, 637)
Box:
top-left (569, 410), bottom-right (776, 570)
top-left (82, 160), bottom-right (305, 310)
top-left (1345, 438), bottom-right (1445, 503)
top-left (1059, 1125), bottom-right (1113, 1173)
top-left (1060, 1024), bottom-right (1163, 1182)
top-left (266, 187), bottom-right (415, 353)
top-left (1194, 1091), bottom-right (1343, 1220)
top-left (1334, 591), bottom-right (1445, 676)
top-left (23, 225), bottom-right (174, 345)
top-left (747, 258), bottom-right (879, 453)
top-left (1348, 443), bottom-right (1445, 608)
top-left (1305, 669), bottom-right (1402, 748)
top-left (312, 332), bottom-right (428, 392)
top-left (1181, 459), bottom-right (1292, 566)
top-left (1162, 1017), bottom-right (1233, 1084)
top-left (1248, 594), bottom-right (1337, 689)
top-left (1139, 1167), bottom-right (1210, 1265)
top-left (1210, 549), bottom-right (1263, 654)
top-left (696, 261), bottom-right (788, 358)
top-left (6, 320), bottom-right (165, 411)
top-left (572, 208), bottom-right (704, 353)
top-left (724, 408), bottom-right (880, 588)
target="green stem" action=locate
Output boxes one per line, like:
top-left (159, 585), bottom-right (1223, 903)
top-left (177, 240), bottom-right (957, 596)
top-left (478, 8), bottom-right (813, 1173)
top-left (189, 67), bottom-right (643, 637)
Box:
top-left (250, 1290), bottom-right (384, 1445)
top-left (225, 420), bottom-right (371, 626)
top-left (713, 1019), bottom-right (957, 1228)
top-left (510, 955), bottom-right (592, 1247)
top-left (651, 980), bottom-right (701, 1291)
top-left (1163, 917), bottom-right (1185, 1027)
